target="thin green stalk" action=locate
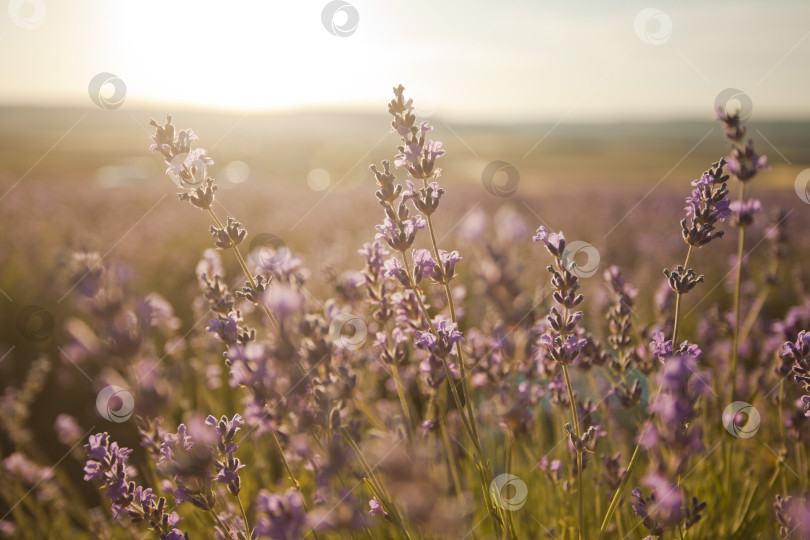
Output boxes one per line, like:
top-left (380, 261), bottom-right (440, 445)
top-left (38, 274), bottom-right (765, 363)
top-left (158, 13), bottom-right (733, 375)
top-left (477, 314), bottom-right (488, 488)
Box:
top-left (437, 386), bottom-right (466, 502)
top-left (341, 427), bottom-right (413, 540)
top-left (504, 434), bottom-right (519, 540)
top-left (562, 363), bottom-right (584, 540)
top-left (598, 444), bottom-right (641, 537)
top-left (209, 506), bottom-right (233, 537)
top-left (423, 208), bottom-right (482, 447)
top-left (672, 245), bottom-right (695, 345)
top-left (557, 300), bottom-right (583, 540)
top-left (207, 207), bottom-right (280, 334)
top-left (391, 361), bottom-right (414, 438)
top-left (401, 251), bottom-right (503, 537)
top-left (400, 254), bottom-right (477, 456)
top-left (236, 494), bottom-right (251, 538)
top-left (729, 181), bottom-right (747, 403)
top-left (725, 182), bottom-right (747, 498)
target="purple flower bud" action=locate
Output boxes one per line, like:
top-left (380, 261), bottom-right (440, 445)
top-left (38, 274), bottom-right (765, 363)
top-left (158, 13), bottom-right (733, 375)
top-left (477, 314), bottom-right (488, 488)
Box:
top-left (533, 226), bottom-right (566, 257)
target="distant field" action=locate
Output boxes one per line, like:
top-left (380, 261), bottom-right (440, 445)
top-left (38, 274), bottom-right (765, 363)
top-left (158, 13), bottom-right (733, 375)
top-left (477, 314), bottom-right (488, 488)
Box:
top-left (2, 107), bottom-right (809, 194)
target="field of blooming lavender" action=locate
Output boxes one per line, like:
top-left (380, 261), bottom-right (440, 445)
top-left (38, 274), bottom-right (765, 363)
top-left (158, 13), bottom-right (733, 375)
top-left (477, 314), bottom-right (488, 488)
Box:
top-left (2, 86), bottom-right (810, 540)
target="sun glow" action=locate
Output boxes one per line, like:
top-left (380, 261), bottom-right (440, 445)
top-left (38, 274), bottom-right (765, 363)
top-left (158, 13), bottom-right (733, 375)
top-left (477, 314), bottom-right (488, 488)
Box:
top-left (107, 1), bottom-right (385, 111)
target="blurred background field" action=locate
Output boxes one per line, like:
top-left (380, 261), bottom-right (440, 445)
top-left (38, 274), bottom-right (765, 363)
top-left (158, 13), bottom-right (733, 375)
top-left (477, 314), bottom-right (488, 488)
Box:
top-left (3, 106), bottom-right (810, 367)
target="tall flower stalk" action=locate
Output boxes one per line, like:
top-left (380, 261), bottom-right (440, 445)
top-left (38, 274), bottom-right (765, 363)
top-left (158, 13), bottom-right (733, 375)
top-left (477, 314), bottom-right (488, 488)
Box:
top-left (599, 159), bottom-right (730, 536)
top-left (370, 86), bottom-right (503, 536)
top-left (533, 227), bottom-right (590, 539)
top-left (715, 107), bottom-right (768, 401)
top-left (149, 116), bottom-right (280, 334)
top-left (715, 107), bottom-right (768, 498)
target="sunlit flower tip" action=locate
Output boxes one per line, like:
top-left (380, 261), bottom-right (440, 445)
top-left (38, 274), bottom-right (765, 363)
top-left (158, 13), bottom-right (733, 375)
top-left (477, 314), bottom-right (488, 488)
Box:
top-left (383, 257), bottom-right (409, 287)
top-left (411, 248), bottom-right (436, 283)
top-left (425, 140), bottom-right (445, 162)
top-left (533, 226), bottom-right (565, 256)
top-left (358, 241), bottom-right (388, 272)
top-left (368, 497), bottom-right (389, 519)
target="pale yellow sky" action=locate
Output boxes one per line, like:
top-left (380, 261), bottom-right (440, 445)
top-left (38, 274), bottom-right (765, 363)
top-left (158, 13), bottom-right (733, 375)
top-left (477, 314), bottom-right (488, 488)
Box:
top-left (1, 0), bottom-right (808, 121)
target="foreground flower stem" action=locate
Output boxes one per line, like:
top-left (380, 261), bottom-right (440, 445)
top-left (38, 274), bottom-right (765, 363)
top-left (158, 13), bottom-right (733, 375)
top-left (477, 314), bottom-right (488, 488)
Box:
top-left (562, 363), bottom-right (584, 539)
top-left (729, 181), bottom-right (747, 403)
top-left (423, 207), bottom-right (482, 447)
top-left (558, 303), bottom-right (584, 540)
top-left (725, 182), bottom-right (747, 499)
top-left (598, 444), bottom-right (641, 537)
top-left (236, 494), bottom-right (251, 538)
top-left (269, 429), bottom-right (302, 492)
top-left (599, 245), bottom-right (694, 537)
top-left (504, 433), bottom-right (519, 540)
top-left (390, 361), bottom-right (414, 437)
top-left (206, 207), bottom-right (280, 334)
top-left (672, 245), bottom-right (695, 345)
top-left (209, 507), bottom-right (233, 537)
top-left (402, 254), bottom-right (505, 538)
top-left (340, 427), bottom-right (413, 540)
top-left (437, 388), bottom-right (465, 502)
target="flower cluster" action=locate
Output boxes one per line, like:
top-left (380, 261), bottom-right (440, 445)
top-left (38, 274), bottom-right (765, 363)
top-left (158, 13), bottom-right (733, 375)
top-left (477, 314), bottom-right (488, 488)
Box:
top-left (412, 248), bottom-right (462, 285)
top-left (604, 265), bottom-right (638, 373)
top-left (716, 107), bottom-right (768, 226)
top-left (84, 433), bottom-right (188, 539)
top-left (780, 330), bottom-right (810, 416)
top-left (534, 227), bottom-right (586, 366)
top-left (389, 85), bottom-right (445, 180)
top-left (774, 494), bottom-right (810, 539)
top-left (681, 160), bottom-right (730, 247)
top-left (637, 336), bottom-right (708, 529)
top-left (206, 414), bottom-right (246, 495)
top-left (150, 115), bottom-right (216, 209)
top-left (415, 316), bottom-right (463, 387)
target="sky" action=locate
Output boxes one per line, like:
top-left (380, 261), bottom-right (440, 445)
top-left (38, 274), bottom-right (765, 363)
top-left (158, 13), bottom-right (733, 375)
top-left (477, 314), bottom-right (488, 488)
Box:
top-left (1, 0), bottom-right (808, 122)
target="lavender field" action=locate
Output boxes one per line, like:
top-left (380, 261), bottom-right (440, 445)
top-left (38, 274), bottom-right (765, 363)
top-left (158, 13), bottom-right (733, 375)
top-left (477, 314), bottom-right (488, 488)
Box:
top-left (2, 2), bottom-right (810, 539)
